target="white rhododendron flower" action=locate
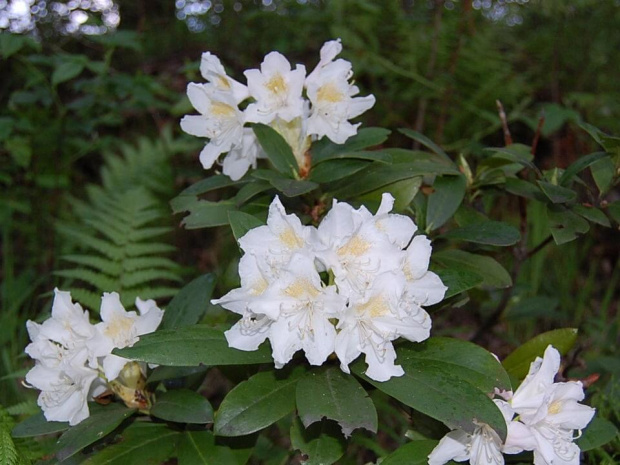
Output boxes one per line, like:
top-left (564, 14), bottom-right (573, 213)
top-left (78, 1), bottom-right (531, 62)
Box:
top-left (215, 194), bottom-right (446, 381)
top-left (181, 40), bottom-right (375, 180)
top-left (24, 289), bottom-right (164, 425)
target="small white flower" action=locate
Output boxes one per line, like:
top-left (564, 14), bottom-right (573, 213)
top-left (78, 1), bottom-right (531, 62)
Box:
top-left (402, 236), bottom-right (447, 307)
top-left (221, 128), bottom-right (265, 181)
top-left (428, 400), bottom-right (515, 465)
top-left (305, 40), bottom-right (375, 144)
top-left (507, 346), bottom-right (595, 465)
top-left (200, 51), bottom-right (249, 104)
top-left (89, 292), bottom-right (164, 382)
top-left (244, 51), bottom-right (306, 124)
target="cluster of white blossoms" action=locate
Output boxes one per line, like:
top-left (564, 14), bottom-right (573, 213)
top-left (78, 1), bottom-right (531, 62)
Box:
top-left (213, 193), bottom-right (447, 382)
top-left (429, 345), bottom-right (595, 465)
top-left (180, 39), bottom-right (375, 180)
top-left (25, 289), bottom-right (164, 425)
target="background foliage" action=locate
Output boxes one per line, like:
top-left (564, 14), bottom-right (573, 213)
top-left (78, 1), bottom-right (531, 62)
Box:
top-left (0, 0), bottom-right (618, 463)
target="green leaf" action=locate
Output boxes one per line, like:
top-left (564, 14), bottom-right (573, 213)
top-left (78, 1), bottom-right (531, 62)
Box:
top-left (234, 181), bottom-right (272, 207)
top-left (502, 328), bottom-right (578, 380)
top-left (398, 128), bottom-right (453, 163)
top-left (113, 325), bottom-right (272, 366)
top-left (547, 205), bottom-right (590, 245)
top-left (357, 177), bottom-right (423, 212)
top-left (485, 144), bottom-right (538, 172)
top-left (426, 175), bottom-right (467, 231)
top-left (577, 416), bottom-right (618, 451)
top-left (214, 368), bottom-right (303, 437)
top-left (571, 205), bottom-right (611, 227)
top-left (590, 156), bottom-right (615, 195)
top-left (150, 389), bottom-right (213, 424)
top-left (433, 250), bottom-right (512, 288)
top-left (504, 178), bottom-right (547, 202)
top-left (228, 211), bottom-right (265, 242)
top-left (505, 296), bottom-right (561, 321)
top-left (176, 200), bottom-right (237, 229)
top-left (353, 340), bottom-right (509, 440)
top-left (312, 127), bottom-right (391, 163)
top-left (253, 124), bottom-right (298, 177)
top-left (82, 423), bottom-right (177, 464)
top-left (0, 427), bottom-right (18, 465)
top-left (380, 440), bottom-right (439, 465)
top-left (177, 175), bottom-right (243, 197)
top-left (0, 34), bottom-right (28, 59)
top-left (55, 404), bottom-right (135, 461)
top-left (161, 274), bottom-right (216, 329)
top-left (177, 431), bottom-right (244, 465)
top-left (434, 268), bottom-right (483, 298)
top-left (313, 150), bottom-right (392, 165)
top-left (147, 366), bottom-right (209, 384)
top-left (442, 220), bottom-right (520, 246)
top-left (607, 201), bottom-right (620, 224)
top-left (11, 413), bottom-right (69, 438)
top-left (89, 31), bottom-right (142, 51)
top-left (536, 181), bottom-right (577, 204)
top-left (296, 366), bottom-right (377, 436)
top-left (252, 170), bottom-right (318, 197)
top-left (52, 61), bottom-right (85, 86)
top-left (290, 417), bottom-right (346, 465)
top-left (309, 159), bottom-right (370, 183)
top-left (5, 137), bottom-right (32, 168)
top-left (559, 152), bottom-right (608, 185)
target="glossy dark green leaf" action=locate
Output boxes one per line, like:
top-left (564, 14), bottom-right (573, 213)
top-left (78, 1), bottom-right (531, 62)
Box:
top-left (296, 366), bottom-right (377, 436)
top-left (177, 176), bottom-right (243, 197)
top-left (504, 178), bottom-right (546, 202)
top-left (571, 205), bottom-right (611, 227)
top-left (433, 250), bottom-right (512, 288)
top-left (147, 366), bottom-right (209, 384)
top-left (559, 152), bottom-right (608, 185)
top-left (590, 157), bottom-right (615, 195)
top-left (380, 440), bottom-right (438, 465)
top-left (313, 150), bottom-right (392, 165)
top-left (443, 220), bottom-right (520, 246)
top-left (177, 431), bottom-right (245, 465)
top-left (228, 211), bottom-right (265, 242)
top-left (353, 341), bottom-right (508, 440)
top-left (150, 389), bottom-right (213, 424)
top-left (52, 61), bottom-right (84, 86)
top-left (12, 413), bottom-right (69, 438)
top-left (176, 200), bottom-right (237, 229)
top-left (577, 416), bottom-right (618, 451)
top-left (485, 144), bottom-right (538, 172)
top-left (252, 170), bottom-right (319, 197)
top-left (0, 34), bottom-right (28, 58)
top-left (234, 181), bottom-right (272, 207)
top-left (312, 127), bottom-right (391, 163)
top-left (537, 181), bottom-right (577, 204)
top-left (357, 177), bottom-right (423, 212)
top-left (114, 325), bottom-right (272, 366)
top-left (161, 274), bottom-right (216, 329)
top-left (253, 124), bottom-right (298, 177)
top-left (334, 162), bottom-right (458, 199)
top-left (434, 268), bottom-right (483, 298)
top-left (547, 205), bottom-right (590, 245)
top-left (81, 422), bottom-right (177, 464)
top-left (502, 328), bottom-right (578, 380)
top-left (290, 417), bottom-right (346, 465)
top-left (607, 201), bottom-right (620, 224)
top-left (398, 128), bottom-right (453, 163)
top-left (309, 159), bottom-right (370, 183)
top-left (55, 404), bottom-right (135, 461)
top-left (214, 368), bottom-right (303, 437)
top-left (426, 175), bottom-right (467, 231)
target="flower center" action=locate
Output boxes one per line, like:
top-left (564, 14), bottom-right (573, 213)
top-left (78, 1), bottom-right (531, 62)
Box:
top-left (210, 101), bottom-right (237, 118)
top-left (358, 295), bottom-right (389, 318)
top-left (338, 235), bottom-right (371, 257)
top-left (548, 400), bottom-right (563, 415)
top-left (104, 315), bottom-right (135, 346)
top-left (284, 279), bottom-right (319, 299)
top-left (279, 228), bottom-right (304, 249)
top-left (317, 83), bottom-right (344, 104)
top-left (217, 75), bottom-right (231, 90)
top-left (266, 73), bottom-right (287, 96)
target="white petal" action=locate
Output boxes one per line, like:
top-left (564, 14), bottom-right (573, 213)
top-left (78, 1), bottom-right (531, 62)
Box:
top-left (406, 271), bottom-right (447, 306)
top-left (428, 429), bottom-right (471, 464)
top-left (363, 341), bottom-right (404, 382)
top-left (133, 306), bottom-right (164, 338)
top-left (180, 115), bottom-right (211, 138)
top-left (224, 317), bottom-right (271, 351)
top-left (186, 83), bottom-right (212, 115)
top-left (503, 420), bottom-right (537, 454)
top-left (102, 354), bottom-right (129, 382)
top-left (405, 235), bottom-right (432, 280)
top-left (199, 141), bottom-right (226, 170)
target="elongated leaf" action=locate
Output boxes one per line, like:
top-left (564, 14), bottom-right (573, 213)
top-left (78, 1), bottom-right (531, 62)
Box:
top-left (161, 274), bottom-right (216, 329)
top-left (296, 367), bottom-right (377, 436)
top-left (150, 389), bottom-right (213, 424)
top-left (426, 175), bottom-right (467, 231)
top-left (234, 181), bottom-right (272, 207)
top-left (309, 159), bottom-right (370, 183)
top-left (434, 268), bottom-right (483, 298)
top-left (313, 150), bottom-right (392, 165)
top-left (253, 124), bottom-right (298, 176)
top-left (443, 220), bottom-right (520, 246)
top-left (177, 175), bottom-right (243, 197)
top-left (353, 340), bottom-right (509, 440)
top-left (82, 423), bottom-right (178, 464)
top-left (290, 417), bottom-right (346, 465)
top-left (312, 127), bottom-right (391, 163)
top-left (590, 157), bottom-right (615, 194)
top-left (485, 144), bottom-right (538, 172)
top-left (177, 200), bottom-right (237, 229)
top-left (147, 366), bottom-right (209, 384)
top-left (504, 178), bottom-right (547, 202)
top-left (577, 416), bottom-right (618, 451)
top-left (52, 61), bottom-right (84, 86)
top-left (547, 205), bottom-right (590, 245)
top-left (113, 325), bottom-right (272, 366)
top-left (571, 205), bottom-right (611, 227)
top-left (398, 128), bottom-right (452, 163)
top-left (559, 152), bottom-right (608, 185)
top-left (537, 181), bottom-right (577, 204)
top-left (252, 170), bottom-right (318, 197)
top-left (177, 431), bottom-right (242, 465)
top-left (502, 328), bottom-right (578, 380)
top-left (55, 404), bottom-right (135, 461)
top-left (380, 440), bottom-right (438, 465)
top-left (214, 368), bottom-right (303, 437)
top-left (12, 413), bottom-right (69, 438)
top-left (228, 211), bottom-right (265, 242)
top-left (433, 250), bottom-right (512, 288)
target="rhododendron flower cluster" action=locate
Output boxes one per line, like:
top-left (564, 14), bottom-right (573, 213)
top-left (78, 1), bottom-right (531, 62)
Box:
top-left (428, 345), bottom-right (595, 465)
top-left (181, 39), bottom-right (375, 180)
top-left (212, 193), bottom-right (447, 382)
top-left (25, 289), bottom-right (163, 425)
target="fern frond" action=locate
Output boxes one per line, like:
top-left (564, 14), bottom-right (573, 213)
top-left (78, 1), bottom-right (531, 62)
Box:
top-left (61, 255), bottom-right (122, 276)
top-left (70, 288), bottom-right (101, 312)
top-left (54, 269), bottom-right (118, 292)
top-left (126, 243), bottom-right (176, 257)
top-left (0, 405), bottom-right (20, 465)
top-left (120, 270), bottom-right (182, 289)
top-left (6, 401), bottom-right (38, 417)
top-left (56, 224), bottom-right (124, 261)
top-left (122, 257), bottom-right (180, 272)
top-left (127, 226), bottom-right (173, 242)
